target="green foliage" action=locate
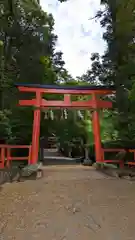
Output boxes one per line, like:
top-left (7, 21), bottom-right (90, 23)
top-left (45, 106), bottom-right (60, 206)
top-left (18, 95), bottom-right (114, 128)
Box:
top-left (0, 110), bottom-right (12, 142)
top-left (104, 0), bottom-right (135, 141)
top-left (1, 0), bottom-right (135, 152)
top-left (0, 0), bottom-right (69, 143)
top-left (80, 0), bottom-right (135, 143)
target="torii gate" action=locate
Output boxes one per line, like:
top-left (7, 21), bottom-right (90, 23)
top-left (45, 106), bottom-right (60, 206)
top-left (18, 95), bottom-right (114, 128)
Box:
top-left (16, 84), bottom-right (115, 165)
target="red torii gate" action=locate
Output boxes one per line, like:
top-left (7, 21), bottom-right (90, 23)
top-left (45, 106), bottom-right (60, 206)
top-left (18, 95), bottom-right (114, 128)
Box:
top-left (16, 84), bottom-right (115, 165)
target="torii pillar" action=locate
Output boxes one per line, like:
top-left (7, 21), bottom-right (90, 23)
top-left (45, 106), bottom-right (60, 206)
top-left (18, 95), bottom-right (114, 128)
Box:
top-left (31, 91), bottom-right (41, 165)
top-left (92, 93), bottom-right (103, 163)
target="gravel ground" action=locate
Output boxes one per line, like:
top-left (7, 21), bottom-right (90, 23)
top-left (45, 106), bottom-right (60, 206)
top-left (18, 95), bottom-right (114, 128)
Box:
top-left (0, 165), bottom-right (135, 240)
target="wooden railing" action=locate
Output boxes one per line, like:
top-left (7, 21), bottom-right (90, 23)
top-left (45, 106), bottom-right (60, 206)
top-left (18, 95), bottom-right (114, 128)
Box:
top-left (0, 145), bottom-right (32, 169)
top-left (102, 148), bottom-right (135, 167)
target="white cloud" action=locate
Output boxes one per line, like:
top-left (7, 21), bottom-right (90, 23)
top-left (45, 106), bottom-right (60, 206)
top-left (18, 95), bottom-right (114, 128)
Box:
top-left (40, 0), bottom-right (106, 77)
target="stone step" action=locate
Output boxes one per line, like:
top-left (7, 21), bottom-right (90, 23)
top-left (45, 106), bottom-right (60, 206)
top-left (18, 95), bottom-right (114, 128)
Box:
top-left (43, 148), bottom-right (63, 157)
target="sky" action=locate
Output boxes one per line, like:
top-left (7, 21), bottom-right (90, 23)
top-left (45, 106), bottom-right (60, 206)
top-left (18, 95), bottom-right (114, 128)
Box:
top-left (40, 0), bottom-right (106, 78)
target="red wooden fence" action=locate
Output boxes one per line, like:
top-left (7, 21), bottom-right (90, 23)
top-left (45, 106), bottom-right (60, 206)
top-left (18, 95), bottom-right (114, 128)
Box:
top-left (102, 148), bottom-right (135, 168)
top-left (0, 145), bottom-right (32, 169)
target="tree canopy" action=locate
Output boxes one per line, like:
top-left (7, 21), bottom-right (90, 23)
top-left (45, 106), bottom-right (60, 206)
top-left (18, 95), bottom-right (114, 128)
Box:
top-left (0, 0), bottom-right (135, 150)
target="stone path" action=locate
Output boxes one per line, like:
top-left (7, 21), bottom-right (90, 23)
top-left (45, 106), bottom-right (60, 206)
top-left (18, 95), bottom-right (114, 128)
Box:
top-left (0, 166), bottom-right (135, 240)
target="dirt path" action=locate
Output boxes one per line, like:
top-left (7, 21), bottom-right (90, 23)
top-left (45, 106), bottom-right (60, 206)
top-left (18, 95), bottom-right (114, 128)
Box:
top-left (0, 165), bottom-right (135, 240)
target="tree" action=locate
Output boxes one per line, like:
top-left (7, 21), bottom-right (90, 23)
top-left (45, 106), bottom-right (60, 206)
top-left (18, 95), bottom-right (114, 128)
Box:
top-left (0, 0), bottom-right (69, 143)
top-left (100, 0), bottom-right (135, 141)
top-left (57, 0), bottom-right (135, 145)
